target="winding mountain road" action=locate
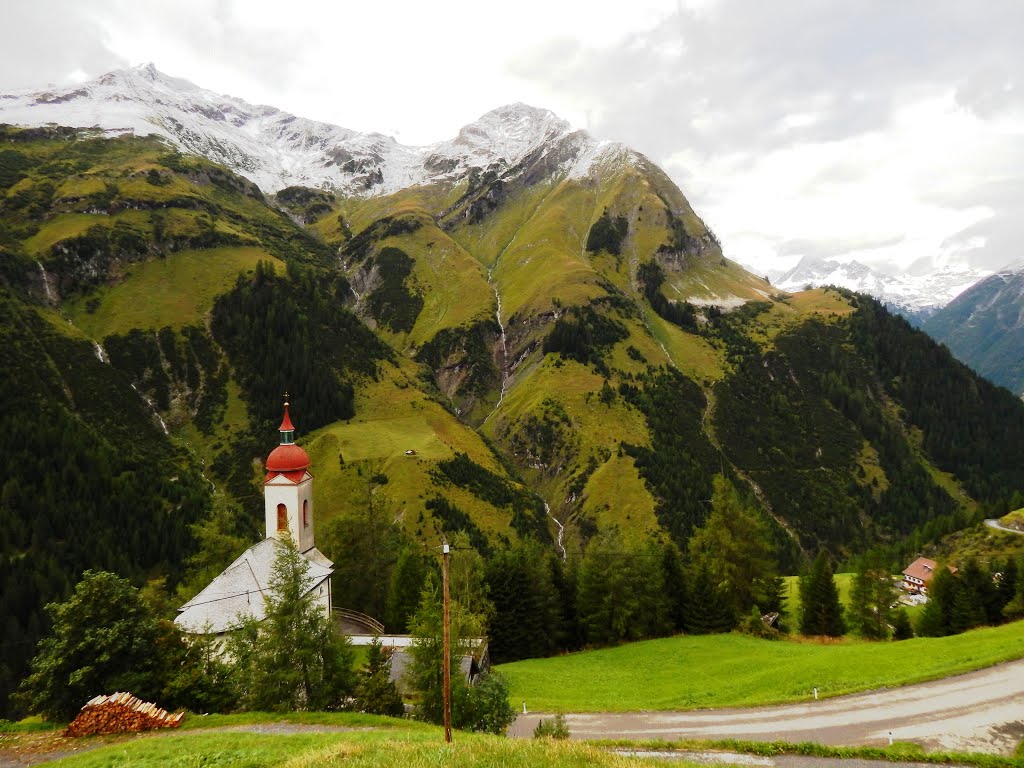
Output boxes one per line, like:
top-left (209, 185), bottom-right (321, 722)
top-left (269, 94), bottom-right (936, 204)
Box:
top-left (984, 518), bottom-right (1024, 535)
top-left (509, 658), bottom-right (1024, 755)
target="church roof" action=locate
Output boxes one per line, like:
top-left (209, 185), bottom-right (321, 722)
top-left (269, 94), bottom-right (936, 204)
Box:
top-left (265, 469), bottom-right (310, 485)
top-left (266, 443), bottom-right (310, 472)
top-left (279, 404), bottom-right (295, 433)
top-left (175, 538), bottom-right (333, 634)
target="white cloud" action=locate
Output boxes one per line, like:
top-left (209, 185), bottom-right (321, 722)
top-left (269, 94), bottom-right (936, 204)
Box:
top-left (59, 0), bottom-right (675, 143)
top-left (3, 0), bottom-right (1024, 278)
top-left (669, 93), bottom-right (1007, 274)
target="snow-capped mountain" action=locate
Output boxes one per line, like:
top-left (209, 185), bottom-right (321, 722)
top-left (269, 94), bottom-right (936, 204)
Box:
top-left (771, 255), bottom-right (990, 316)
top-left (0, 63), bottom-right (623, 195)
top-left (923, 264), bottom-right (1024, 395)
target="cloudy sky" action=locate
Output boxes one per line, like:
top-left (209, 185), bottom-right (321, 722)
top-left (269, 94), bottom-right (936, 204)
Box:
top-left (3, 0), bottom-right (1022, 277)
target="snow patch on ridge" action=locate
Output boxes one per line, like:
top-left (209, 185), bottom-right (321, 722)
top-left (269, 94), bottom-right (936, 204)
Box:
top-left (771, 255), bottom-right (992, 314)
top-left (0, 65), bottom-right (611, 198)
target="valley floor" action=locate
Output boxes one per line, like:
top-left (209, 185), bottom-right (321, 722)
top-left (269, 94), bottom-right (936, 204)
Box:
top-left (508, 656), bottom-right (1024, 755)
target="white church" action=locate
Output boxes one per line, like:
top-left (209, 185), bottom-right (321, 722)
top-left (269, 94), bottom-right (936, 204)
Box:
top-left (174, 398), bottom-right (488, 688)
top-left (175, 401), bottom-right (334, 637)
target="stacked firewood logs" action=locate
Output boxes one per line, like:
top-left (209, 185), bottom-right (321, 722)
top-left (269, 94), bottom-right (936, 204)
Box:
top-left (63, 692), bottom-right (185, 736)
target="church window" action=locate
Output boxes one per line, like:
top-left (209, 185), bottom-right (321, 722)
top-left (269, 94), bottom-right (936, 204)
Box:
top-left (302, 499), bottom-right (309, 528)
top-left (277, 503), bottom-right (287, 532)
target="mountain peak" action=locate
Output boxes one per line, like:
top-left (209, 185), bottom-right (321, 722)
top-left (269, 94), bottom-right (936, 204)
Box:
top-left (95, 62), bottom-right (201, 95)
top-left (133, 62), bottom-right (160, 78)
top-left (447, 102), bottom-right (576, 167)
top-left (0, 67), bottom-right (619, 196)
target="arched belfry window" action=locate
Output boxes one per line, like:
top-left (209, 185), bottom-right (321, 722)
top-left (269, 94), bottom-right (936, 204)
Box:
top-left (302, 499), bottom-right (309, 528)
top-left (277, 503), bottom-right (288, 532)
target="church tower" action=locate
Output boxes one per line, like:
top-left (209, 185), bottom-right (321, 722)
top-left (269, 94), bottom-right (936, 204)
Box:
top-left (264, 398), bottom-right (315, 553)
top-left (175, 396), bottom-right (333, 638)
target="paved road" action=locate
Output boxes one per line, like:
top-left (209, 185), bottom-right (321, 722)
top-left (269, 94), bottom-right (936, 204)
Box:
top-left (984, 518), bottom-right (1024, 535)
top-left (509, 657), bottom-right (1024, 755)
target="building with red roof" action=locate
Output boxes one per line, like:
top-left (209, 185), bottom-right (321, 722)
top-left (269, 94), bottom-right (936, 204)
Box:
top-left (901, 557), bottom-right (957, 594)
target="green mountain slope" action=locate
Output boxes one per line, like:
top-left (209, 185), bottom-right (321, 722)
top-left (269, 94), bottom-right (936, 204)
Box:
top-left (5, 125), bottom-right (1024, 714)
top-left (923, 267), bottom-right (1024, 396)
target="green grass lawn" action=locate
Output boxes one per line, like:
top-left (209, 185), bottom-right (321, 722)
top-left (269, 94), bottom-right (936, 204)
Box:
top-left (66, 247), bottom-right (281, 338)
top-left (9, 713), bottom-right (675, 768)
top-left (498, 619), bottom-right (1024, 712)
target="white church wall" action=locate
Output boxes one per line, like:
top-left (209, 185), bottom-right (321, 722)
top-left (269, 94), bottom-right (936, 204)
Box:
top-left (263, 475), bottom-right (315, 552)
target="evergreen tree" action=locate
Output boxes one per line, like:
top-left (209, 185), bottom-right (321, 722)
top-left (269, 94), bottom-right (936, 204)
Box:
top-left (549, 555), bottom-right (582, 651)
top-left (405, 572), bottom-right (471, 726)
top-left (891, 609), bottom-right (914, 640)
top-left (949, 581), bottom-right (986, 634)
top-left (759, 575), bottom-right (789, 633)
top-left (1002, 557), bottom-right (1024, 620)
top-left (576, 530), bottom-right (670, 645)
top-left (405, 561), bottom-right (512, 733)
top-left (175, 495), bottom-right (251, 604)
top-left (685, 562), bottom-right (736, 634)
top-left (916, 565), bottom-right (957, 637)
top-left (386, 546), bottom-right (433, 632)
top-left (688, 475), bottom-right (777, 623)
top-left (229, 537), bottom-right (354, 711)
top-left (660, 540), bottom-right (688, 632)
top-left (354, 637), bottom-right (403, 717)
top-left (485, 540), bottom-right (561, 662)
top-left (959, 558), bottom-right (999, 626)
top-left (995, 557), bottom-right (1018, 618)
top-left (799, 553), bottom-right (846, 637)
top-left (321, 477), bottom-right (407, 623)
top-left (447, 532), bottom-right (494, 634)
top-left (848, 551), bottom-right (897, 640)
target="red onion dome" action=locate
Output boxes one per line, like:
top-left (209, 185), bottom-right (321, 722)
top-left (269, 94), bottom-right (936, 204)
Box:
top-left (266, 443), bottom-right (310, 472)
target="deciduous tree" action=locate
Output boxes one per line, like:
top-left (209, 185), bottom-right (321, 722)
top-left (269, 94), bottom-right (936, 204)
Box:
top-left (19, 571), bottom-right (166, 721)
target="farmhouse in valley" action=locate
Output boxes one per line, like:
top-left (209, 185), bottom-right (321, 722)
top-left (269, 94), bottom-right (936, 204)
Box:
top-left (175, 401), bottom-right (333, 639)
top-left (901, 557), bottom-right (957, 594)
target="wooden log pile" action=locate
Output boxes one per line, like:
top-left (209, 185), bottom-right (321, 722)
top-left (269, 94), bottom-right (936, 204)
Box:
top-left (63, 692), bottom-right (185, 737)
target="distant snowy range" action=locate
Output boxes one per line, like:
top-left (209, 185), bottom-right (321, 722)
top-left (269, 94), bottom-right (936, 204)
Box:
top-left (764, 255), bottom-right (1024, 395)
top-left (765, 255), bottom-right (992, 323)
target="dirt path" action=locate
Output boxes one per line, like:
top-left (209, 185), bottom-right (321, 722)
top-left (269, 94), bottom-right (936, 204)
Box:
top-left (508, 657), bottom-right (1024, 755)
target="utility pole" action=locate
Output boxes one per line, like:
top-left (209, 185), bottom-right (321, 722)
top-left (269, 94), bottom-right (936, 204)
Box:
top-left (442, 541), bottom-right (452, 743)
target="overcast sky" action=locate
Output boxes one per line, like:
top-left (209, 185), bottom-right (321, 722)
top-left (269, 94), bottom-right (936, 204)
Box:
top-left (3, 0), bottom-right (1022, 276)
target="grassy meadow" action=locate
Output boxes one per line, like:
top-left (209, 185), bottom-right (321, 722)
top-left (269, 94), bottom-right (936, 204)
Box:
top-left (304, 358), bottom-right (530, 541)
top-left (67, 247), bottom-right (282, 338)
top-left (497, 619), bottom-right (1024, 712)
top-left (3, 713), bottom-right (679, 768)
